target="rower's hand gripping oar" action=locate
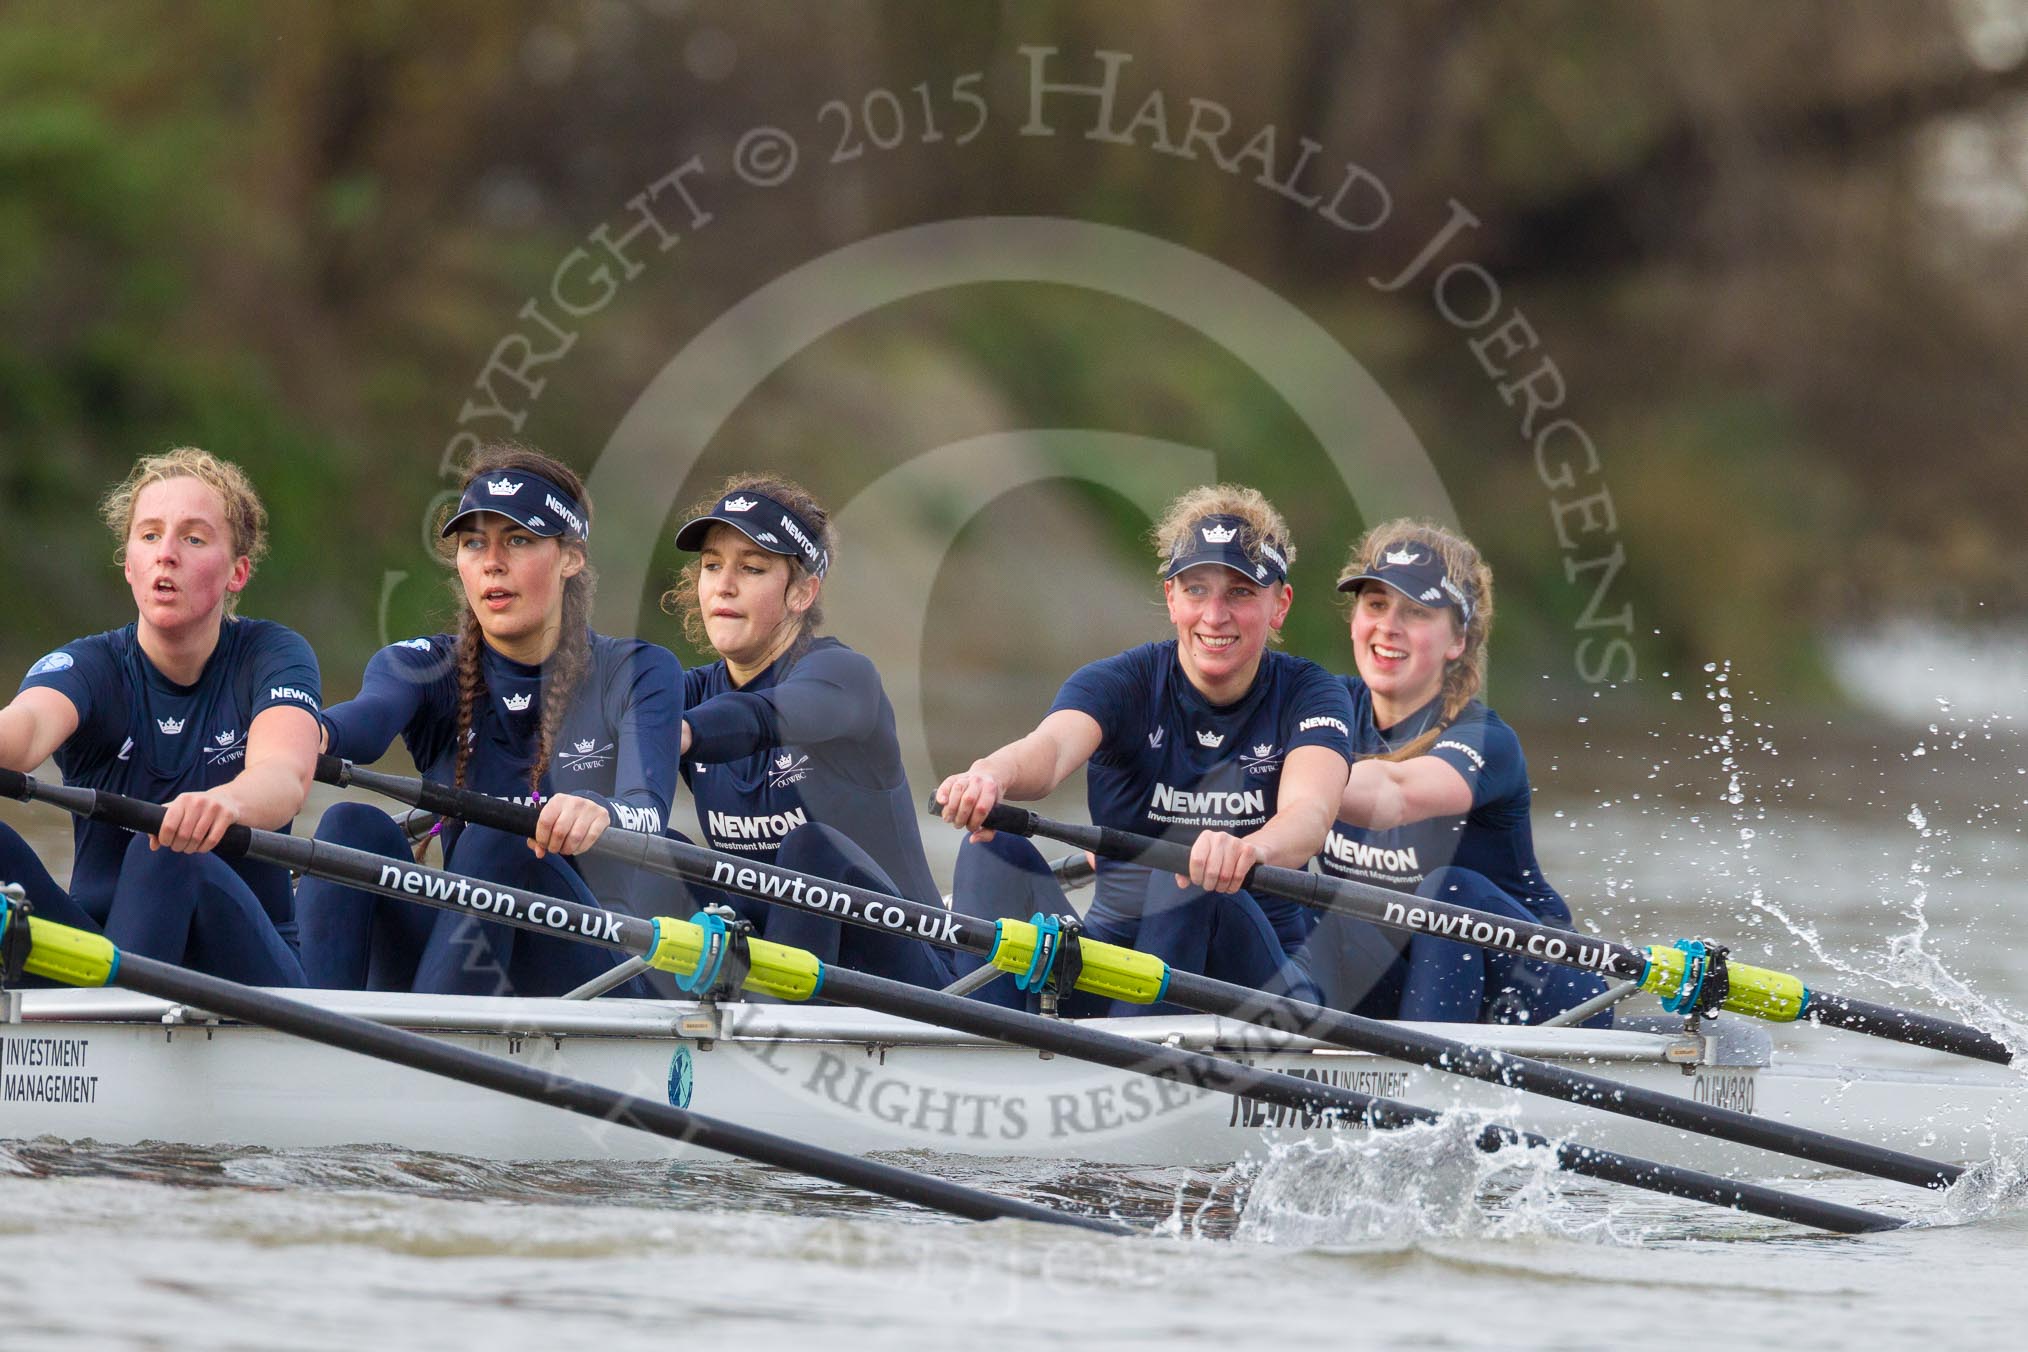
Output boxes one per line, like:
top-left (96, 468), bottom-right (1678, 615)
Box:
top-left (958, 799), bottom-right (2014, 1067)
top-left (297, 759), bottom-right (1960, 1216)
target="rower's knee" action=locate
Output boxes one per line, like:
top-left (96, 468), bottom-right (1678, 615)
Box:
top-left (313, 801), bottom-right (410, 855)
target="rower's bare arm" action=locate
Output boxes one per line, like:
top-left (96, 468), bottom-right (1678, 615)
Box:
top-left (0, 688), bottom-right (81, 774)
top-left (1244, 744), bottom-right (1350, 868)
top-left (1341, 754), bottom-right (1472, 831)
top-left (936, 709), bottom-right (1103, 836)
top-left (155, 704), bottom-right (322, 853)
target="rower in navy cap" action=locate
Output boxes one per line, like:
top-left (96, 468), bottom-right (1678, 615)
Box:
top-left (936, 483), bottom-right (1351, 1015)
top-left (660, 474), bottom-right (951, 990)
top-left (1295, 518), bottom-right (1611, 1025)
top-left (296, 444), bottom-right (684, 996)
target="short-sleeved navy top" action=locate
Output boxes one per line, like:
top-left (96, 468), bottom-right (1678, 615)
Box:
top-left (1316, 680), bottom-right (1568, 922)
top-left (20, 619), bottom-right (322, 922)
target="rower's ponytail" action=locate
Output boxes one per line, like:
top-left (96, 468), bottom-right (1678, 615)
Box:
top-left (529, 559), bottom-right (595, 799)
top-left (451, 606), bottom-right (486, 792)
top-left (431, 605), bottom-right (490, 861)
top-left (1339, 520), bottom-right (1495, 762)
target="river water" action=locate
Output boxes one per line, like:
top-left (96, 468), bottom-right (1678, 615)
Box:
top-left (2, 692), bottom-right (2027, 1349)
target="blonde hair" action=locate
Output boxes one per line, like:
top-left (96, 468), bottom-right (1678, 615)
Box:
top-left (661, 473), bottom-right (836, 652)
top-left (1339, 518), bottom-right (1494, 760)
top-left (1149, 484), bottom-right (1295, 573)
top-left (101, 448), bottom-right (269, 617)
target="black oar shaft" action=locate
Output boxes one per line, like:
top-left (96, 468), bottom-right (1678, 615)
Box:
top-left (0, 766), bottom-right (1920, 1232)
top-left (317, 762), bottom-right (1958, 1191)
top-left (975, 802), bottom-right (2014, 1066)
top-left (1157, 970), bottom-right (1954, 1191)
top-left (819, 969), bottom-right (1899, 1233)
top-left (97, 952), bottom-right (1124, 1233)
top-left (304, 762), bottom-right (1953, 1207)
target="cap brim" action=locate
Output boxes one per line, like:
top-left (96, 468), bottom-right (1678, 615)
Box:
top-left (1165, 557), bottom-right (1273, 582)
top-left (440, 506), bottom-right (564, 539)
top-left (674, 513), bottom-right (799, 557)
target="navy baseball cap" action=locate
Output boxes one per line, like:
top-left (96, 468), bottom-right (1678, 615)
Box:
top-left (1162, 514), bottom-right (1288, 587)
top-left (441, 469), bottom-right (590, 542)
top-left (675, 490), bottom-right (830, 577)
top-left (1337, 541), bottom-right (1473, 622)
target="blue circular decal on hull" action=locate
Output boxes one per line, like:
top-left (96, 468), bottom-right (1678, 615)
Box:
top-left (668, 1046), bottom-right (694, 1109)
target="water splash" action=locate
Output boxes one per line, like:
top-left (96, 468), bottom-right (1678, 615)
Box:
top-left (1229, 1115), bottom-right (1638, 1249)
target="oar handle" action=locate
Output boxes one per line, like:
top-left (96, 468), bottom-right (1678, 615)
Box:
top-left (938, 796), bottom-right (1221, 878)
top-left (0, 767), bottom-right (258, 858)
top-left (320, 756), bottom-right (540, 837)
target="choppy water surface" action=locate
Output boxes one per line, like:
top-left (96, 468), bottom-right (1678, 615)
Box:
top-left (6, 691), bottom-right (2028, 1348)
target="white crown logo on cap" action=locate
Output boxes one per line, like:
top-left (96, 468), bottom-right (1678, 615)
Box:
top-left (1201, 522), bottom-right (1238, 544)
top-left (485, 477), bottom-right (521, 497)
top-left (502, 692), bottom-right (532, 712)
top-left (723, 495), bottom-right (756, 512)
top-left (1383, 545), bottom-right (1425, 566)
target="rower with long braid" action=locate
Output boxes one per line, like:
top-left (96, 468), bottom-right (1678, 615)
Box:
top-left (296, 446), bottom-right (683, 996)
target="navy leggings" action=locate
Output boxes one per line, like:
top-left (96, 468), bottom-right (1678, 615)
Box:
top-left (1298, 865), bottom-right (1612, 1026)
top-left (0, 820), bottom-right (304, 987)
top-left (950, 832), bottom-right (1318, 1017)
top-left (687, 822), bottom-right (952, 992)
top-left (295, 803), bottom-right (661, 998)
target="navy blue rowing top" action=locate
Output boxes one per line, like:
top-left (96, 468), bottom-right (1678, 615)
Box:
top-left (1316, 679), bottom-right (1568, 922)
top-left (322, 632), bottom-right (681, 836)
top-left (1050, 641), bottom-right (1353, 924)
top-left (19, 619), bottom-right (322, 922)
top-left (681, 637), bottom-right (942, 910)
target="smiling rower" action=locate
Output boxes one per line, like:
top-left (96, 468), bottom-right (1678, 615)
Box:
top-left (295, 445), bottom-right (682, 996)
top-left (663, 474), bottom-right (950, 988)
top-left (0, 448), bottom-right (320, 983)
top-left (1297, 519), bottom-right (1610, 1024)
top-left (937, 484), bottom-right (1350, 1014)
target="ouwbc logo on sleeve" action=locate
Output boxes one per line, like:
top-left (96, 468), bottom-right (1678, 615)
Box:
top-left (558, 737), bottom-right (612, 772)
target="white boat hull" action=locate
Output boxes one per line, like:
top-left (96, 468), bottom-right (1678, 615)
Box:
top-left (1, 989), bottom-right (2018, 1177)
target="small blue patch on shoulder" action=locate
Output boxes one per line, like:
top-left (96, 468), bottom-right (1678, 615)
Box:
top-left (27, 651), bottom-right (73, 677)
top-left (668, 1046), bottom-right (694, 1109)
